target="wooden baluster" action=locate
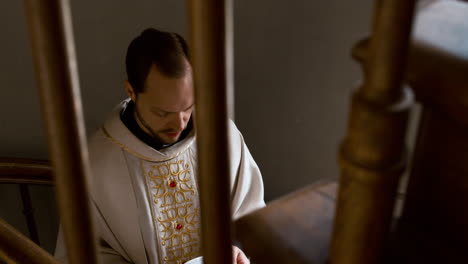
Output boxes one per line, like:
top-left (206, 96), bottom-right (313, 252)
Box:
top-left (23, 0), bottom-right (99, 263)
top-left (187, 0), bottom-right (234, 263)
top-left (329, 0), bottom-right (417, 263)
top-left (19, 184), bottom-right (40, 245)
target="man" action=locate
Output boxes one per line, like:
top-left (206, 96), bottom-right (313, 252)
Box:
top-left (55, 28), bottom-right (265, 264)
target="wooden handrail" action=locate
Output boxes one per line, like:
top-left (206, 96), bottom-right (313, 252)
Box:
top-left (0, 218), bottom-right (58, 264)
top-left (0, 158), bottom-right (52, 185)
top-left (235, 181), bottom-right (337, 263)
top-left (0, 158), bottom-right (51, 248)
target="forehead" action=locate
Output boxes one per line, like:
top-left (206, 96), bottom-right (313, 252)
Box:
top-left (142, 64), bottom-right (194, 111)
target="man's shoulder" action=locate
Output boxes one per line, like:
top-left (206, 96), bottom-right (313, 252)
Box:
top-left (227, 119), bottom-right (246, 146)
top-left (88, 128), bottom-right (120, 156)
top-left (86, 128), bottom-right (127, 176)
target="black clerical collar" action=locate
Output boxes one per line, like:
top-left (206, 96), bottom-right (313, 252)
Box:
top-left (120, 100), bottom-right (193, 151)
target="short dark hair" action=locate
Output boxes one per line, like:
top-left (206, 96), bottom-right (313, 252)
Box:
top-left (125, 28), bottom-right (190, 94)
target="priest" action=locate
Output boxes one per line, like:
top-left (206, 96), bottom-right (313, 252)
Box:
top-left (55, 28), bottom-right (265, 264)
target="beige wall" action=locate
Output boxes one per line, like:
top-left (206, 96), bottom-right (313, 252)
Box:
top-left (0, 0), bottom-right (374, 253)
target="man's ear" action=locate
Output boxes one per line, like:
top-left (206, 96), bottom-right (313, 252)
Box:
top-left (124, 80), bottom-right (137, 102)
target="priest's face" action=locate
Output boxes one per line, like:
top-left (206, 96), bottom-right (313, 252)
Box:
top-left (126, 63), bottom-right (194, 145)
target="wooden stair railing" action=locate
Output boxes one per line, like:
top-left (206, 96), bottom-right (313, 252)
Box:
top-left (4, 1), bottom-right (468, 264)
top-left (0, 158), bottom-right (56, 263)
top-left (235, 0), bottom-right (417, 263)
top-left (235, 1), bottom-right (468, 264)
top-left (329, 0), bottom-right (416, 262)
top-left (0, 218), bottom-right (58, 264)
top-left (0, 158), bottom-right (52, 185)
top-left (0, 158), bottom-right (53, 247)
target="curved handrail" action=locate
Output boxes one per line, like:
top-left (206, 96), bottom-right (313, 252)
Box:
top-left (0, 158), bottom-right (53, 185)
top-left (0, 218), bottom-right (58, 264)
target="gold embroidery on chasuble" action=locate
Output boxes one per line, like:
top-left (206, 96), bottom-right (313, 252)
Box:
top-left (143, 159), bottom-right (201, 264)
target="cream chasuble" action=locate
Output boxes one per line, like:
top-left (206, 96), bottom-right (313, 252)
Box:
top-left (55, 100), bottom-right (265, 264)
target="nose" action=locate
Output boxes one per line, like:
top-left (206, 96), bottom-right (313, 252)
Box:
top-left (170, 112), bottom-right (187, 131)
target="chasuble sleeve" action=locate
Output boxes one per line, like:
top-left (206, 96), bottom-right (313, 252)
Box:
top-left (228, 121), bottom-right (266, 219)
top-left (54, 222), bottom-right (130, 264)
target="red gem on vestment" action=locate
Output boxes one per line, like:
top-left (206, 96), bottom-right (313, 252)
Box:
top-left (169, 181), bottom-right (177, 188)
top-left (176, 224), bottom-right (183, 230)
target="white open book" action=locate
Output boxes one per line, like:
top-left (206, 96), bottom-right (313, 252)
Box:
top-left (184, 256), bottom-right (203, 264)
